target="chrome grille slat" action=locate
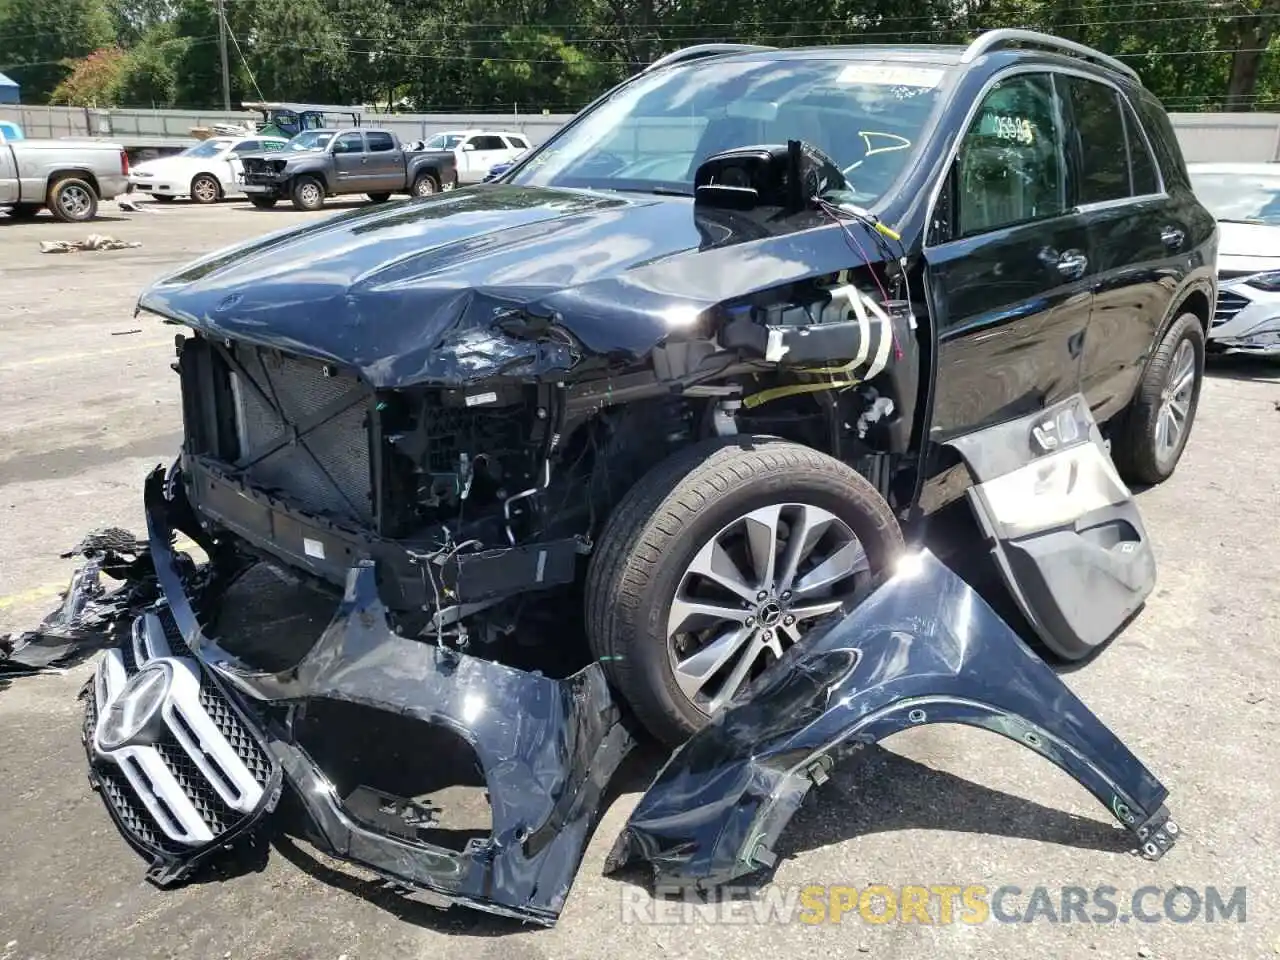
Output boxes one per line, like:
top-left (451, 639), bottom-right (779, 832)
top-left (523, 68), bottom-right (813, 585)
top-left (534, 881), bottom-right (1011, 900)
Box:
top-left (86, 605), bottom-right (275, 851)
top-left (1214, 290), bottom-right (1250, 327)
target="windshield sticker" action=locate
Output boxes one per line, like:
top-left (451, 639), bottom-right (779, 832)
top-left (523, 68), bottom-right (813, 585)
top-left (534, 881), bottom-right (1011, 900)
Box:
top-left (836, 64), bottom-right (945, 88)
top-left (982, 114), bottom-right (1037, 145)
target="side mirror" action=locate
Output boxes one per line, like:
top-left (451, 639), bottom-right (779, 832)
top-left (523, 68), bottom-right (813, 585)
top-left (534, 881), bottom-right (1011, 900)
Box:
top-left (693, 140), bottom-right (846, 214)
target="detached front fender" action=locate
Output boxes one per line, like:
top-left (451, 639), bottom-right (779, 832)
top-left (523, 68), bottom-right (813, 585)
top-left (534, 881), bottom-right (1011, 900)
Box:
top-left (607, 549), bottom-right (1178, 891)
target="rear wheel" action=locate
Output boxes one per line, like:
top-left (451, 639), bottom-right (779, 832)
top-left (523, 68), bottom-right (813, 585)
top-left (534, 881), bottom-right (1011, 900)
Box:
top-left (47, 177), bottom-right (98, 223)
top-left (248, 195), bottom-right (278, 209)
top-left (585, 437), bottom-right (904, 746)
top-left (411, 173), bottom-right (439, 198)
top-left (190, 173), bottom-right (222, 204)
top-left (367, 192), bottom-right (392, 203)
top-left (290, 176), bottom-right (325, 211)
top-left (1111, 312), bottom-right (1205, 485)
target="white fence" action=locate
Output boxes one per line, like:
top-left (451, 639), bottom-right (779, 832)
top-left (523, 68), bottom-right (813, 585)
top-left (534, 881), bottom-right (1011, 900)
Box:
top-left (5, 103), bottom-right (1280, 163)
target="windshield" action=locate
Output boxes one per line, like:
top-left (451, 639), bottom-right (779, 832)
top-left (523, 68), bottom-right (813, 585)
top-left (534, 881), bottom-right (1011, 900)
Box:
top-left (425, 133), bottom-right (465, 149)
top-left (182, 139), bottom-right (233, 158)
top-left (1191, 170), bottom-right (1280, 225)
top-left (508, 58), bottom-right (945, 204)
top-left (285, 131), bottom-right (334, 152)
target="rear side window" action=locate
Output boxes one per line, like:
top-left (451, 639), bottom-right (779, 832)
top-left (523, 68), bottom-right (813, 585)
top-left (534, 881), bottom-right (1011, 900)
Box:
top-left (507, 136), bottom-right (528, 149)
top-left (232, 140), bottom-right (260, 153)
top-left (953, 73), bottom-right (1067, 238)
top-left (1122, 103), bottom-right (1160, 195)
top-left (366, 131), bottom-right (395, 152)
top-left (1062, 76), bottom-right (1130, 205)
top-left (470, 135), bottom-right (507, 150)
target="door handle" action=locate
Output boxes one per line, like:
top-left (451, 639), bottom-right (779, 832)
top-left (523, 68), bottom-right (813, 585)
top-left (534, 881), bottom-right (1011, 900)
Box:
top-left (1040, 247), bottom-right (1088, 279)
top-left (1161, 225), bottom-right (1185, 250)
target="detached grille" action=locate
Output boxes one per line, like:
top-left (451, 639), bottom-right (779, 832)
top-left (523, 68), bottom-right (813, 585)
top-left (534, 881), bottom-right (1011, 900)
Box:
top-left (230, 345), bottom-right (374, 523)
top-left (1214, 290), bottom-right (1250, 327)
top-left (85, 605), bottom-right (276, 856)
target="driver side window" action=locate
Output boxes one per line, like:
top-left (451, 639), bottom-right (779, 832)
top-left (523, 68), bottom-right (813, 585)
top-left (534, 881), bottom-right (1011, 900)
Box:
top-left (951, 73), bottom-right (1067, 239)
top-left (333, 133), bottom-right (364, 155)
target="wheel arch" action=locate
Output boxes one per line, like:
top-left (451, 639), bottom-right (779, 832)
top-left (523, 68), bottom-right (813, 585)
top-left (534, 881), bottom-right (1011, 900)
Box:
top-left (47, 168), bottom-right (100, 196)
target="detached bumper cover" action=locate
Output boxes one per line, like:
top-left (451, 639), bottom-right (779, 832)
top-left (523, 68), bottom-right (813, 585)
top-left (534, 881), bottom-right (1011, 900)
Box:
top-left (83, 466), bottom-right (633, 925)
top-left (64, 467), bottom-right (1177, 921)
top-left (607, 549), bottom-right (1178, 890)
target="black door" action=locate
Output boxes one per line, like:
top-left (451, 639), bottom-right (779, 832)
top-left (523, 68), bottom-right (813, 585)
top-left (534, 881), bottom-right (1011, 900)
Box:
top-left (1060, 74), bottom-right (1185, 423)
top-left (924, 72), bottom-right (1092, 441)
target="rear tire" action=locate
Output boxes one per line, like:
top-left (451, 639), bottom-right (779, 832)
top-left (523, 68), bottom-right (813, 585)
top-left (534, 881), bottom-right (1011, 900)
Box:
top-left (47, 177), bottom-right (98, 223)
top-left (585, 436), bottom-right (904, 747)
top-left (411, 173), bottom-right (439, 198)
top-left (1111, 312), bottom-right (1205, 485)
top-left (190, 173), bottom-right (222, 204)
top-left (290, 176), bottom-right (325, 211)
top-left (248, 195), bottom-right (278, 209)
top-left (367, 192), bottom-right (392, 203)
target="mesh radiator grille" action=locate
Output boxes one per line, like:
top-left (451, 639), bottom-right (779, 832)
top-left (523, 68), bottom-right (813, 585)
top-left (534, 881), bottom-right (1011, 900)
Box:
top-left (230, 346), bottom-right (374, 524)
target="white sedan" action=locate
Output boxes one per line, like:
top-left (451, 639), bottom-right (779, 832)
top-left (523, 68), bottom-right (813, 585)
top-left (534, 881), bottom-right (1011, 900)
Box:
top-left (129, 135), bottom-right (289, 203)
top-left (1189, 162), bottom-right (1280, 356)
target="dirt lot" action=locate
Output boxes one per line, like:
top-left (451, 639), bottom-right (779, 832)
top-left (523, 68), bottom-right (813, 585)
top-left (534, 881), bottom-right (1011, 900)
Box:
top-left (1, 196), bottom-right (1278, 960)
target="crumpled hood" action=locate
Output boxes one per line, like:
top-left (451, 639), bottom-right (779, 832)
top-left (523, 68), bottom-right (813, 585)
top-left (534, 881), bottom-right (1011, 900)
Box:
top-left (137, 184), bottom-right (878, 388)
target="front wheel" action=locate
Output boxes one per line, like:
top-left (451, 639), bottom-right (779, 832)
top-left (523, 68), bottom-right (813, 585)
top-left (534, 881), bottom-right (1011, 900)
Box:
top-left (1111, 312), bottom-right (1205, 485)
top-left (585, 437), bottom-right (904, 746)
top-left (367, 192), bottom-right (392, 203)
top-left (411, 173), bottom-right (439, 198)
top-left (290, 176), bottom-right (325, 211)
top-left (248, 195), bottom-right (278, 209)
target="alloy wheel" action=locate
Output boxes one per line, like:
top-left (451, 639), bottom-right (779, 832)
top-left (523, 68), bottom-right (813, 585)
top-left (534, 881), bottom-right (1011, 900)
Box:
top-left (58, 184), bottom-right (93, 219)
top-left (666, 503), bottom-right (868, 716)
top-left (1156, 339), bottom-right (1195, 462)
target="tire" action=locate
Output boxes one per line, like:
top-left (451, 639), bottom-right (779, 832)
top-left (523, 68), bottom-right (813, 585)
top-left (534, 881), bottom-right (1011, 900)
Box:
top-left (367, 192), bottom-right (392, 203)
top-left (411, 172), bottom-right (439, 198)
top-left (6, 204), bottom-right (41, 219)
top-left (1111, 312), bottom-right (1205, 485)
top-left (152, 194), bottom-right (176, 203)
top-left (248, 195), bottom-right (278, 209)
top-left (585, 436), bottom-right (904, 746)
top-left (190, 173), bottom-right (222, 204)
top-left (47, 177), bottom-right (99, 223)
top-left (290, 176), bottom-right (325, 211)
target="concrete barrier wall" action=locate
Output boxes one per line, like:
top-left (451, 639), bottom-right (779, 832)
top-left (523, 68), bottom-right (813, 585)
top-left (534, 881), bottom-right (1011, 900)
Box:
top-left (4, 103), bottom-right (1280, 163)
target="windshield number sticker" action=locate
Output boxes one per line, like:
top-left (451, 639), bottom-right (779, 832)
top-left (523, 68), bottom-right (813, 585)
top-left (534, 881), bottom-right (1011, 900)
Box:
top-left (991, 114), bottom-right (1036, 145)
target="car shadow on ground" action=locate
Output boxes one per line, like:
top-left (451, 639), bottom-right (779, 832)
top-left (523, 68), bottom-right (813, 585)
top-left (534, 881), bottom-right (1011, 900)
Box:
top-left (227, 197), bottom-right (387, 215)
top-left (1205, 353), bottom-right (1280, 383)
top-left (0, 212), bottom-right (130, 224)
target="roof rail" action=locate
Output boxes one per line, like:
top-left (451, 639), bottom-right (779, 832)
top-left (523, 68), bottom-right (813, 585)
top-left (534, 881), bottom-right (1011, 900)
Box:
top-left (960, 29), bottom-right (1141, 84)
top-left (644, 43), bottom-right (776, 73)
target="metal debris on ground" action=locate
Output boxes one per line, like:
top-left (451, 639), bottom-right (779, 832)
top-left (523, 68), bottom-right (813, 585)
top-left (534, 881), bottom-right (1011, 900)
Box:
top-left (39, 235), bottom-right (142, 254)
top-left (0, 528), bottom-right (160, 674)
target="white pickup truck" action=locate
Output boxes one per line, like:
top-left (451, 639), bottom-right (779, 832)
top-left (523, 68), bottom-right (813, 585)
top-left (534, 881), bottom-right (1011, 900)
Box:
top-left (1, 125), bottom-right (131, 222)
top-left (412, 129), bottom-right (531, 184)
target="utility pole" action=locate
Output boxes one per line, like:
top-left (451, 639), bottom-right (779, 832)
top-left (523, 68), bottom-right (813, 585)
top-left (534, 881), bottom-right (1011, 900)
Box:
top-left (216, 0), bottom-right (231, 110)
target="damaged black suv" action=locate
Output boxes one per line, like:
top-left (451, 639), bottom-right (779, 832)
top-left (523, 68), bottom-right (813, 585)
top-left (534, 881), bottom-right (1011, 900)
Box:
top-left (136, 32), bottom-right (1213, 751)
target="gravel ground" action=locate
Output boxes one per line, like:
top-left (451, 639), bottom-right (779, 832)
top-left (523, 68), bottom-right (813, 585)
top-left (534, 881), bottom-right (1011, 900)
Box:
top-left (1, 196), bottom-right (1278, 960)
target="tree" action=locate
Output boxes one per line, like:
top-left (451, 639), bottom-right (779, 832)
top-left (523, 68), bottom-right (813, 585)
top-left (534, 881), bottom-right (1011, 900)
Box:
top-left (0, 0), bottom-right (115, 100)
top-left (49, 46), bottom-right (127, 105)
